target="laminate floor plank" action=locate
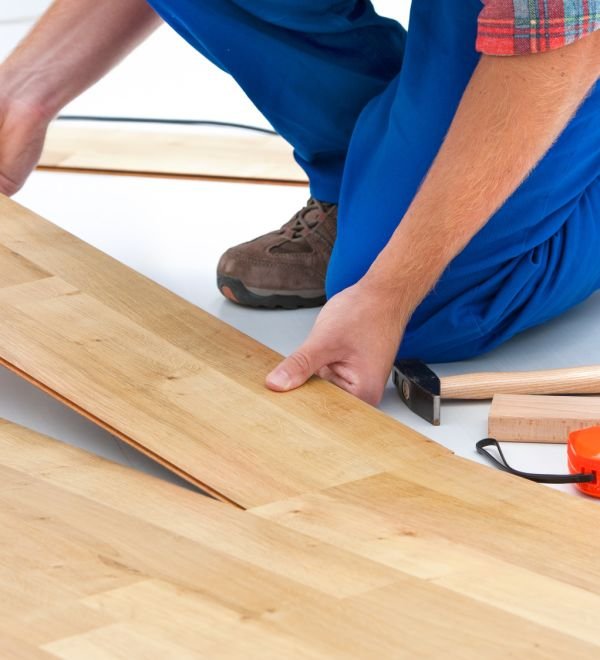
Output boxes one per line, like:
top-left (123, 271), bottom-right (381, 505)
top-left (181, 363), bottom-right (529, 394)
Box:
top-left (0, 421), bottom-right (391, 656)
top-left (0, 636), bottom-right (57, 660)
top-left (2, 197), bottom-right (600, 656)
top-left (39, 123), bottom-right (308, 185)
top-left (43, 623), bottom-right (201, 660)
top-left (2, 419), bottom-right (599, 658)
top-left (0, 196), bottom-right (444, 508)
top-left (252, 471), bottom-right (600, 643)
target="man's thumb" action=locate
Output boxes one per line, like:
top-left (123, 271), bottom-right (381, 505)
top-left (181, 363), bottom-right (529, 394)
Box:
top-left (266, 349), bottom-right (318, 392)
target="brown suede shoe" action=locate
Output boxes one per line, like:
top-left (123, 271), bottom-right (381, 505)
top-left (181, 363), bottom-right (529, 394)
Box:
top-left (217, 197), bottom-right (337, 309)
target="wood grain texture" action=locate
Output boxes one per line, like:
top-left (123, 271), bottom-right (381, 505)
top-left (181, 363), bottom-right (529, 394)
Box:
top-left (38, 122), bottom-right (308, 185)
top-left (0, 195), bottom-right (446, 508)
top-left (488, 394), bottom-right (600, 442)
top-left (2, 419), bottom-right (600, 658)
top-left (441, 366), bottom-right (600, 399)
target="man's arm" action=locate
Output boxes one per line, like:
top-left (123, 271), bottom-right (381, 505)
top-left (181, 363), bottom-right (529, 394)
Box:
top-left (362, 31), bottom-right (600, 318)
top-left (267, 31), bottom-right (600, 404)
top-left (0, 0), bottom-right (161, 195)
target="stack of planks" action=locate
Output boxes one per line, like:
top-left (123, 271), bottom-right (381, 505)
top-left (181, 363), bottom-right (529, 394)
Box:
top-left (1, 195), bottom-right (600, 657)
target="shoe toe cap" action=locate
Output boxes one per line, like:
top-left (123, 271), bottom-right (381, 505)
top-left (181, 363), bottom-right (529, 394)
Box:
top-left (217, 248), bottom-right (242, 278)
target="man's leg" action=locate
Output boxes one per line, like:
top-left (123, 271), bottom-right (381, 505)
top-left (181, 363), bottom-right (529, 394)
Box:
top-left (326, 0), bottom-right (600, 362)
top-left (146, 0), bottom-right (405, 308)
top-left (147, 0), bottom-right (404, 203)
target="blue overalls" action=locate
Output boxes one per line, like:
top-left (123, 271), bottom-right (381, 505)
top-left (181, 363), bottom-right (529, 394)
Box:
top-left (146, 0), bottom-right (600, 361)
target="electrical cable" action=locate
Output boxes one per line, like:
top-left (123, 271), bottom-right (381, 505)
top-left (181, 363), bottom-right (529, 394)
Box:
top-left (56, 114), bottom-right (278, 136)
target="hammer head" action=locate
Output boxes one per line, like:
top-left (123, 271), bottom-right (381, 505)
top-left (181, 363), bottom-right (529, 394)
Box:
top-left (392, 359), bottom-right (441, 426)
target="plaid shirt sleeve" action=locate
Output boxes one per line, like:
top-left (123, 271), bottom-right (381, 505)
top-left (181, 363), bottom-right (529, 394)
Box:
top-left (477, 0), bottom-right (600, 55)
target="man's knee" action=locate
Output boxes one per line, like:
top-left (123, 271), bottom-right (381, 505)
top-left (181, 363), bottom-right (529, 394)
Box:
top-left (398, 320), bottom-right (491, 363)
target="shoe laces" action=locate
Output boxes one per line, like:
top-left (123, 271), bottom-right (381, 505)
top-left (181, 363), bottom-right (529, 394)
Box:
top-left (285, 198), bottom-right (335, 240)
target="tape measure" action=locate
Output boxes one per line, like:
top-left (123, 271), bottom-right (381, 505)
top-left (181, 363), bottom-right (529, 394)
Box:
top-left (567, 427), bottom-right (600, 498)
top-left (477, 426), bottom-right (600, 498)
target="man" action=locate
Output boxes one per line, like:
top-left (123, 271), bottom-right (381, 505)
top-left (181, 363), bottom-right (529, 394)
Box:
top-left (0, 1), bottom-right (598, 406)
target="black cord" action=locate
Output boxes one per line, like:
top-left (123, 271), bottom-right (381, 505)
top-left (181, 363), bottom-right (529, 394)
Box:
top-left (56, 114), bottom-right (278, 136)
top-left (476, 438), bottom-right (596, 484)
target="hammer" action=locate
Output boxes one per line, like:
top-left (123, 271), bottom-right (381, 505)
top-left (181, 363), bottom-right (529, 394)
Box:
top-left (392, 360), bottom-right (600, 425)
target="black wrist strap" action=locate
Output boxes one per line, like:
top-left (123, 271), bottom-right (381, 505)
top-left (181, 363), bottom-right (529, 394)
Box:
top-left (476, 438), bottom-right (596, 485)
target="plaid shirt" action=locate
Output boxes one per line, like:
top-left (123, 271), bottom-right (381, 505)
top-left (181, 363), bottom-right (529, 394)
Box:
top-left (477, 0), bottom-right (600, 55)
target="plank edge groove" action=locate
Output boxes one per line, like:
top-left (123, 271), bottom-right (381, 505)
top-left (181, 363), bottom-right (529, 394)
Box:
top-left (0, 356), bottom-right (243, 509)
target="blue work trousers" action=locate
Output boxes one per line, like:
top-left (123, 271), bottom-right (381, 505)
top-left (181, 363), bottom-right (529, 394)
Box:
top-left (147, 0), bottom-right (600, 361)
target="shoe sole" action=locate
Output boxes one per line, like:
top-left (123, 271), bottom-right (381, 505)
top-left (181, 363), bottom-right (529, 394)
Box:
top-left (217, 275), bottom-right (326, 310)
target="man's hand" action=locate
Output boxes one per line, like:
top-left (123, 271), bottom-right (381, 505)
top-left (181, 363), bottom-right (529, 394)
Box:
top-left (0, 100), bottom-right (50, 196)
top-left (0, 0), bottom-right (161, 195)
top-left (267, 32), bottom-right (599, 405)
top-left (266, 280), bottom-right (408, 406)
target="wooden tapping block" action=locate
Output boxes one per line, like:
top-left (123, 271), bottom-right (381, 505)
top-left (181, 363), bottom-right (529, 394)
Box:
top-left (0, 195), bottom-right (448, 509)
top-left (38, 121), bottom-right (309, 185)
top-left (2, 420), bottom-right (600, 657)
top-left (488, 394), bottom-right (600, 443)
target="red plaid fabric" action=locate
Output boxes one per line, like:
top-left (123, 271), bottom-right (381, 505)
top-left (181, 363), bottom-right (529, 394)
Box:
top-left (477, 0), bottom-right (600, 55)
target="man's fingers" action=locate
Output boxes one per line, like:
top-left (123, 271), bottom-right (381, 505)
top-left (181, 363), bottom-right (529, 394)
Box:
top-left (266, 348), bottom-right (322, 392)
top-left (0, 172), bottom-right (21, 197)
top-left (318, 365), bottom-right (353, 391)
top-left (319, 365), bottom-right (385, 406)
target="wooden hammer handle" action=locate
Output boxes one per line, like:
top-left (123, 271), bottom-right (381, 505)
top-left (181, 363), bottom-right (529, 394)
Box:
top-left (440, 365), bottom-right (600, 400)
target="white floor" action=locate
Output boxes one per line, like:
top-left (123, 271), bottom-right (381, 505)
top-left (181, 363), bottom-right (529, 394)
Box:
top-left (2, 2), bottom-right (599, 501)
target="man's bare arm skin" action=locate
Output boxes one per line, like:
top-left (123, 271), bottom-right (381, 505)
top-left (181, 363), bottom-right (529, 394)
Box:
top-left (0, 0), bottom-right (161, 195)
top-left (363, 31), bottom-right (600, 318)
top-left (268, 31), bottom-right (600, 404)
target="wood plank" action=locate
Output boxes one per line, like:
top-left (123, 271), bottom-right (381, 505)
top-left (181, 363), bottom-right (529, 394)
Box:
top-left (38, 122), bottom-right (308, 185)
top-left (0, 421), bottom-right (396, 601)
top-left (2, 419), bottom-right (600, 658)
top-left (43, 623), bottom-right (201, 660)
top-left (2, 197), bottom-right (600, 655)
top-left (0, 420), bottom-right (394, 657)
top-left (252, 469), bottom-right (600, 647)
top-left (488, 393), bottom-right (600, 442)
top-left (252, 463), bottom-right (600, 590)
top-left (0, 242), bottom-right (50, 287)
top-left (0, 636), bottom-right (56, 660)
top-left (0, 194), bottom-right (445, 508)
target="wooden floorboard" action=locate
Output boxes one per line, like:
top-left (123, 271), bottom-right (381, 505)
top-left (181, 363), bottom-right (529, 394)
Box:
top-left (2, 196), bottom-right (600, 655)
top-left (38, 122), bottom-right (308, 185)
top-left (0, 195), bottom-right (445, 508)
top-left (1, 419), bottom-right (600, 658)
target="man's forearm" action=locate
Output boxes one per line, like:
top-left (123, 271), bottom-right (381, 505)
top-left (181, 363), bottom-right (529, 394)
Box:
top-left (363, 32), bottom-right (600, 320)
top-left (0, 0), bottom-right (161, 119)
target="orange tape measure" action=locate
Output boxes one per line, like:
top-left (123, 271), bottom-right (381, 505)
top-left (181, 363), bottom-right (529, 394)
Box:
top-left (477, 426), bottom-right (600, 498)
top-left (567, 427), bottom-right (600, 498)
